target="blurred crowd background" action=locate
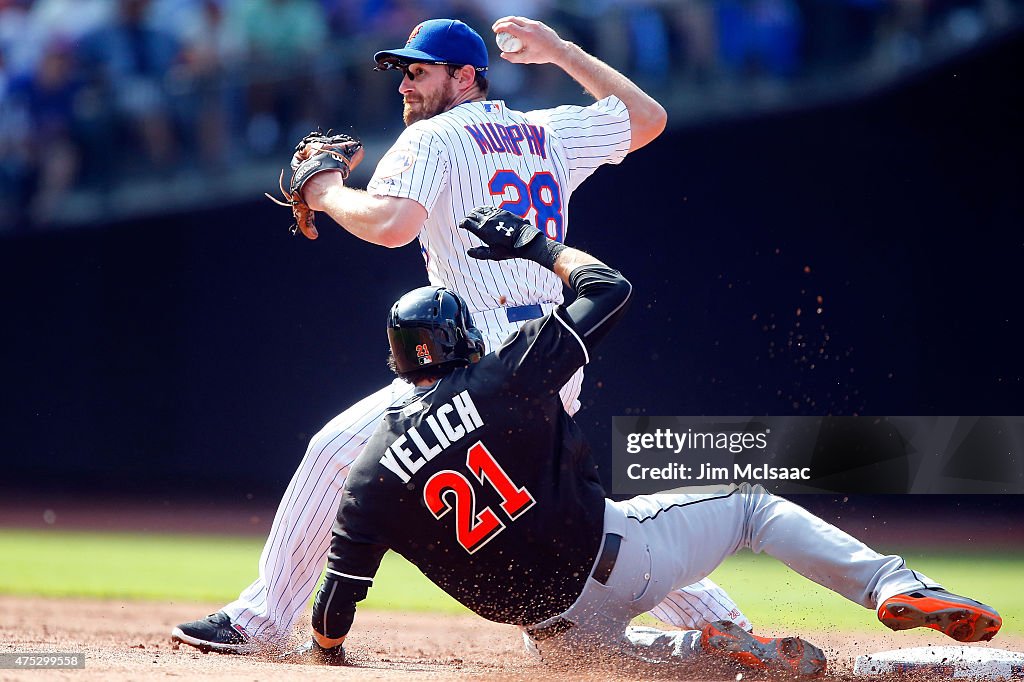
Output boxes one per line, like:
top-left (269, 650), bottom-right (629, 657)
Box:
top-left (0, 0), bottom-right (1020, 230)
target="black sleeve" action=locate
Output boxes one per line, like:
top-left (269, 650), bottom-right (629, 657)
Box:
top-left (327, 532), bottom-right (388, 583)
top-left (311, 573), bottom-right (369, 639)
top-left (482, 265), bottom-right (630, 397)
top-left (311, 535), bottom-right (388, 639)
top-left (563, 264), bottom-right (632, 349)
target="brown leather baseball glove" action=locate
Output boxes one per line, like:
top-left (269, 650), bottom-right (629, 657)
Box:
top-left (265, 130), bottom-right (364, 239)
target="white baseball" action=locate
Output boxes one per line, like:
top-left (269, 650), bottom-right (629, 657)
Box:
top-left (495, 31), bottom-right (523, 53)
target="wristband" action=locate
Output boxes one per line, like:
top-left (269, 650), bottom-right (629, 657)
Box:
top-left (522, 236), bottom-right (568, 271)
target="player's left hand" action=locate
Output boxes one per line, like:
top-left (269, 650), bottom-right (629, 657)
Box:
top-left (279, 638), bottom-right (347, 666)
top-left (458, 206), bottom-right (544, 261)
top-left (265, 130), bottom-right (363, 240)
top-left (491, 16), bottom-right (567, 65)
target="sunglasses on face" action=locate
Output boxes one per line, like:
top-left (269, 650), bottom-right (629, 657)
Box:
top-left (375, 59), bottom-right (485, 80)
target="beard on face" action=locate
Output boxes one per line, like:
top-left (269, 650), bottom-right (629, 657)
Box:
top-left (403, 77), bottom-right (455, 126)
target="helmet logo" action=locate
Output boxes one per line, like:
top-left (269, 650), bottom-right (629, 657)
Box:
top-left (494, 221), bottom-right (514, 236)
top-left (416, 343), bottom-right (433, 365)
top-left (406, 23), bottom-right (423, 46)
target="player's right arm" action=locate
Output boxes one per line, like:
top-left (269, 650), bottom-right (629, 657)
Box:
top-left (491, 16), bottom-right (667, 152)
top-left (459, 207), bottom-right (631, 349)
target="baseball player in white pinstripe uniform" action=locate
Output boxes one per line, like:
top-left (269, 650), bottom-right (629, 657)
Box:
top-left (171, 16), bottom-right (751, 653)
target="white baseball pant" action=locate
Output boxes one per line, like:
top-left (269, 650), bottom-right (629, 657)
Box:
top-left (522, 483), bottom-right (939, 663)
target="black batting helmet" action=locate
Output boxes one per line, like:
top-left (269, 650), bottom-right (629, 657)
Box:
top-left (387, 286), bottom-right (485, 375)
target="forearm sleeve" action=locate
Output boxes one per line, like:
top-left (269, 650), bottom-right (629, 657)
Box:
top-left (563, 265), bottom-right (632, 349)
top-left (311, 574), bottom-right (370, 639)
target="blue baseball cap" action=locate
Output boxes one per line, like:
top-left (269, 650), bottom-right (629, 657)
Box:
top-left (374, 19), bottom-right (488, 72)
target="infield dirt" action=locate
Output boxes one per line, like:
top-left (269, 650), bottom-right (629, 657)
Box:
top-left (1, 594), bottom-right (1020, 681)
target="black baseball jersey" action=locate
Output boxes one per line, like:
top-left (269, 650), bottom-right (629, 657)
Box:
top-left (323, 265), bottom-right (631, 628)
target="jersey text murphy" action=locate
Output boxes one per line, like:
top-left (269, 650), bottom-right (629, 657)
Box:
top-left (379, 389), bottom-right (483, 483)
top-left (464, 122), bottom-right (547, 157)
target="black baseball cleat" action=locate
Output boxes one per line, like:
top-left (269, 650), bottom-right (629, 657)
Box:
top-left (170, 611), bottom-right (253, 654)
top-left (877, 587), bottom-right (1002, 642)
top-left (701, 620), bottom-right (827, 678)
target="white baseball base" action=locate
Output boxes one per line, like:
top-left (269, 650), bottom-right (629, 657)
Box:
top-left (854, 646), bottom-right (1024, 679)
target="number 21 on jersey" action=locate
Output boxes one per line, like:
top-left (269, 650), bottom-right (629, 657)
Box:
top-left (488, 170), bottom-right (564, 243)
top-left (423, 441), bottom-right (535, 554)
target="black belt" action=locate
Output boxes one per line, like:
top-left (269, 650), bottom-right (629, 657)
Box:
top-left (591, 532), bottom-right (621, 585)
top-left (525, 533), bottom-right (622, 642)
top-left (505, 304), bottom-right (544, 322)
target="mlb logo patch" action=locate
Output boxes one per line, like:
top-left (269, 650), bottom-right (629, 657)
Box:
top-left (483, 102), bottom-right (501, 114)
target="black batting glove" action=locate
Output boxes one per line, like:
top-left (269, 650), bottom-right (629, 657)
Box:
top-left (459, 206), bottom-right (543, 260)
top-left (280, 639), bottom-right (347, 666)
top-left (458, 206), bottom-right (566, 269)
top-left (311, 640), bottom-right (346, 666)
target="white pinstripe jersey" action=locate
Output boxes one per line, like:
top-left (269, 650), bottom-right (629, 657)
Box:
top-left (366, 96), bottom-right (631, 316)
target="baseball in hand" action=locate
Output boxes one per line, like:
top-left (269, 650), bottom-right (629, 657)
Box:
top-left (495, 31), bottom-right (523, 53)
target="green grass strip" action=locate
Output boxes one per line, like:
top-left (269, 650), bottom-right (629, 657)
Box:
top-left (1, 529), bottom-right (1018, 634)
top-left (0, 529), bottom-right (467, 612)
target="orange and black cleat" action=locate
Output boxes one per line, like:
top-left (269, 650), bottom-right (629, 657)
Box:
top-left (877, 587), bottom-right (1001, 642)
top-left (700, 620), bottom-right (827, 677)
